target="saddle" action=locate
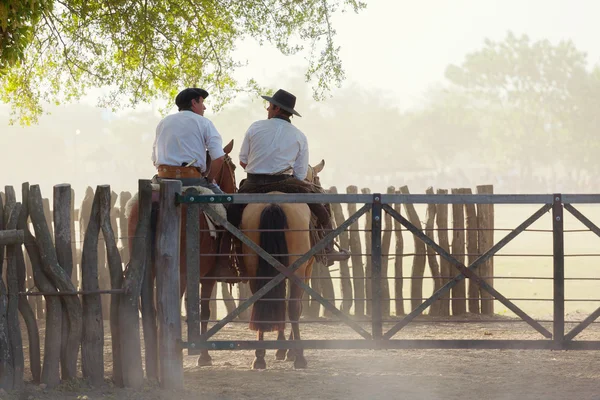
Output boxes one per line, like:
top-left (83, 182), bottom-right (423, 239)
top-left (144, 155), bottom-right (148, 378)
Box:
top-left (126, 184), bottom-right (227, 238)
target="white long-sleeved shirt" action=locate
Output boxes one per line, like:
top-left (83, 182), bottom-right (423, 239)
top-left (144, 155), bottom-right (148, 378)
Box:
top-left (151, 111), bottom-right (225, 173)
top-left (239, 118), bottom-right (309, 180)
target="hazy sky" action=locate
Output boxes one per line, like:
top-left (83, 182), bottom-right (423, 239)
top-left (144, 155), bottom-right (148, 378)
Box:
top-left (229, 0), bottom-right (600, 111)
top-left (2, 0), bottom-right (599, 198)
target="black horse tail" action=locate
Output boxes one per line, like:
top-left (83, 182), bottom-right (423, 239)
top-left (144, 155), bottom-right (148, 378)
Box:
top-left (249, 204), bottom-right (289, 332)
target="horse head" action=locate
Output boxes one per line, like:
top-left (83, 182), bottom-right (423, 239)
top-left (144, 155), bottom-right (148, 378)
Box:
top-left (306, 159), bottom-right (325, 186)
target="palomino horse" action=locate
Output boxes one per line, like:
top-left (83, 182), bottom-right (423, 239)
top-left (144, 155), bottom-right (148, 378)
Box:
top-left (125, 139), bottom-right (237, 367)
top-left (240, 159), bottom-right (325, 370)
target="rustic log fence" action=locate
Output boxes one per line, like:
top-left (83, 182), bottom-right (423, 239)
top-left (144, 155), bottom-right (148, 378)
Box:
top-left (0, 180), bottom-right (498, 391)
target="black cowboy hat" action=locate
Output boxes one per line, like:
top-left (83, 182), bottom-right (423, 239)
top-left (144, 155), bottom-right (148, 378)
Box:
top-left (261, 89), bottom-right (302, 117)
top-left (175, 88), bottom-right (209, 110)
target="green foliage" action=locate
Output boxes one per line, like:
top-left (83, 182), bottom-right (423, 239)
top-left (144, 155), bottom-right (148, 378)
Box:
top-left (0, 0), bottom-right (365, 124)
top-left (443, 32), bottom-right (600, 177)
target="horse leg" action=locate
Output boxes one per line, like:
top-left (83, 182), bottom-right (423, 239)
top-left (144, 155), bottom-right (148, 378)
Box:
top-left (289, 284), bottom-right (307, 369)
top-left (252, 331), bottom-right (267, 369)
top-left (275, 330), bottom-right (287, 360)
top-left (285, 318), bottom-right (295, 361)
top-left (197, 279), bottom-right (216, 367)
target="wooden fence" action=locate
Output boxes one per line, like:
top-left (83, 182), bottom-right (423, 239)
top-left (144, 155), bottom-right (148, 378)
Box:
top-left (0, 180), bottom-right (494, 390)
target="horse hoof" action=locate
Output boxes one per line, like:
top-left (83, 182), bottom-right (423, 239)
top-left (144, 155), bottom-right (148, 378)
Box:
top-left (275, 350), bottom-right (287, 361)
top-left (252, 357), bottom-right (267, 370)
top-left (293, 357), bottom-right (308, 369)
top-left (197, 355), bottom-right (213, 367)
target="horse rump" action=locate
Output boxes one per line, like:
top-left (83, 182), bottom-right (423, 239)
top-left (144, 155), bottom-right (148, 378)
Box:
top-left (250, 204), bottom-right (289, 332)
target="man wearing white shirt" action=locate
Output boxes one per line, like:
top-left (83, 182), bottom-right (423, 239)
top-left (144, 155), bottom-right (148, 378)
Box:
top-left (152, 87), bottom-right (238, 280)
top-left (151, 87), bottom-right (225, 192)
top-left (228, 89), bottom-right (350, 266)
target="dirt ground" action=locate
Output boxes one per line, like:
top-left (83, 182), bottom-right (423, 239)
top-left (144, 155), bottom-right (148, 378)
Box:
top-left (4, 314), bottom-right (600, 400)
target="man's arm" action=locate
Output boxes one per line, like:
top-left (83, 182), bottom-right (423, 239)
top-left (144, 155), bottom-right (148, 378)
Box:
top-left (293, 137), bottom-right (309, 180)
top-left (239, 126), bottom-right (251, 170)
top-left (204, 120), bottom-right (226, 181)
top-left (207, 155), bottom-right (225, 181)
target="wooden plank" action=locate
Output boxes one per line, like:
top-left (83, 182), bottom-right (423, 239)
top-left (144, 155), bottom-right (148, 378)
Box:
top-left (399, 186), bottom-right (426, 313)
top-left (70, 188), bottom-right (79, 291)
top-left (155, 180), bottom-right (183, 389)
top-left (6, 203), bottom-right (24, 390)
top-left (477, 185), bottom-right (494, 315)
top-left (451, 188), bottom-right (466, 315)
top-left (31, 185), bottom-right (83, 381)
top-left (80, 187), bottom-right (104, 386)
top-left (464, 188), bottom-right (480, 314)
top-left (392, 192), bottom-right (404, 316)
top-left (20, 183), bottom-right (62, 388)
top-left (119, 180), bottom-right (152, 389)
top-left (118, 191), bottom-right (132, 265)
top-left (99, 186), bottom-right (124, 387)
top-left (14, 231), bottom-right (41, 383)
top-left (424, 187), bottom-right (442, 316)
top-left (0, 230), bottom-right (24, 245)
top-left (346, 185), bottom-right (364, 317)
top-left (328, 186), bottom-right (352, 314)
top-left (53, 185), bottom-right (77, 381)
top-left (435, 189), bottom-right (451, 316)
top-left (361, 188), bottom-right (372, 316)
top-left (379, 187), bottom-right (394, 318)
top-left (16, 184), bottom-right (40, 383)
top-left (0, 196), bottom-right (14, 391)
top-left (140, 212), bottom-right (158, 381)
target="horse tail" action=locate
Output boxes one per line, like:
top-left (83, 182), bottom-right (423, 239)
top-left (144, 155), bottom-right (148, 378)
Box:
top-left (250, 204), bottom-right (289, 332)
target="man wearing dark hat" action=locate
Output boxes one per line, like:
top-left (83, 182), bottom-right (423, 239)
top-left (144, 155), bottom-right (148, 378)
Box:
top-left (151, 87), bottom-right (225, 190)
top-left (227, 88), bottom-right (350, 267)
top-left (152, 87), bottom-right (237, 280)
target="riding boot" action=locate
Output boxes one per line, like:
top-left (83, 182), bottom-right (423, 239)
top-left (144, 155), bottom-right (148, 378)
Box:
top-left (320, 218), bottom-right (350, 267)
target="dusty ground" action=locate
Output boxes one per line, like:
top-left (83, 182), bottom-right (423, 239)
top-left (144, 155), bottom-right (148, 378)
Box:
top-left (4, 314), bottom-right (600, 400)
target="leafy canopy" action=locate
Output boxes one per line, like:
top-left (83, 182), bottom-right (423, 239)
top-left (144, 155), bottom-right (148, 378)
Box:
top-left (0, 0), bottom-right (365, 124)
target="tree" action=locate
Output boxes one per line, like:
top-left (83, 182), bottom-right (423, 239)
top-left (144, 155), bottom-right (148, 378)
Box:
top-left (443, 32), bottom-right (600, 190)
top-left (0, 0), bottom-right (365, 124)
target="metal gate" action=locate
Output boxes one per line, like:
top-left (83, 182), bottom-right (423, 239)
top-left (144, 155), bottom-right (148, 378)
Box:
top-left (176, 191), bottom-right (600, 352)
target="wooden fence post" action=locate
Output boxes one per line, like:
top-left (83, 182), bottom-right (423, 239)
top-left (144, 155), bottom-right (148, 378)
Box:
top-left (119, 180), bottom-right (152, 389)
top-left (31, 185), bottom-right (83, 382)
top-left (328, 186), bottom-right (352, 314)
top-left (361, 188), bottom-right (372, 316)
top-left (346, 185), bottom-right (364, 317)
top-left (451, 188), bottom-right (466, 315)
top-left (464, 188), bottom-right (480, 314)
top-left (393, 191), bottom-right (404, 316)
top-left (52, 185), bottom-right (81, 381)
top-left (425, 187), bottom-right (442, 316)
top-left (17, 184), bottom-right (41, 383)
top-left (477, 185), bottom-right (494, 315)
top-left (399, 186), bottom-right (426, 313)
top-left (156, 180), bottom-right (183, 389)
top-left (380, 186), bottom-right (394, 318)
top-left (435, 189), bottom-right (451, 316)
top-left (80, 187), bottom-right (104, 387)
top-left (98, 186), bottom-right (124, 387)
top-left (21, 183), bottom-right (62, 388)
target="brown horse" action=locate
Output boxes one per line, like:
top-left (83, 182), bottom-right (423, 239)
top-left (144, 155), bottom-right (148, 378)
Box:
top-left (239, 159), bottom-right (325, 370)
top-left (125, 139), bottom-right (237, 367)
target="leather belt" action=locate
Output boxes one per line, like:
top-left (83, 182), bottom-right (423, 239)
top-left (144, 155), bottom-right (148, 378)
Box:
top-left (157, 164), bottom-right (203, 179)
